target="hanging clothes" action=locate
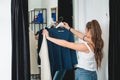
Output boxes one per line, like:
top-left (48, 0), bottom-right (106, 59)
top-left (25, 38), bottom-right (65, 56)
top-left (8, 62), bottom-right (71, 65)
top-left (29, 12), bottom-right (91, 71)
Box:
top-left (39, 35), bottom-right (52, 80)
top-left (49, 27), bottom-right (78, 71)
top-left (34, 13), bottom-right (44, 24)
top-left (38, 27), bottom-right (78, 78)
top-left (37, 28), bottom-right (55, 76)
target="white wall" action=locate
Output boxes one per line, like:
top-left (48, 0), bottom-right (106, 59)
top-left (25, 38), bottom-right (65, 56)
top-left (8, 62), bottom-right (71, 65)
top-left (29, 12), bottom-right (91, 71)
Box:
top-left (85, 1), bottom-right (109, 80)
top-left (73, 0), bottom-right (86, 42)
top-left (41, 0), bottom-right (58, 26)
top-left (0, 0), bottom-right (11, 80)
top-left (73, 0), bottom-right (109, 80)
top-left (28, 0), bottom-right (41, 10)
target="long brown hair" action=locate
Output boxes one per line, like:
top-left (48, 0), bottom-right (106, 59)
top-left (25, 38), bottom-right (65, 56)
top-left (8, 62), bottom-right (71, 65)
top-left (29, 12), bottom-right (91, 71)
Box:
top-left (86, 20), bottom-right (104, 69)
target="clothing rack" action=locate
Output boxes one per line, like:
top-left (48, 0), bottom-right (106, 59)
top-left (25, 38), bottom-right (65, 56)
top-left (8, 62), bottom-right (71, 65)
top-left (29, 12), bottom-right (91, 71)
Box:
top-left (29, 8), bottom-right (47, 34)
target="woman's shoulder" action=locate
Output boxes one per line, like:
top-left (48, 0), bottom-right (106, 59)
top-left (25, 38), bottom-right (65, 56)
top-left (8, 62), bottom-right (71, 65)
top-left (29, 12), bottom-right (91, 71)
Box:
top-left (79, 40), bottom-right (94, 53)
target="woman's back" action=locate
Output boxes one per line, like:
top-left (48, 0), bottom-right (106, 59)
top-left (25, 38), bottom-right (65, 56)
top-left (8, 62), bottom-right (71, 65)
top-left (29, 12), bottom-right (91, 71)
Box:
top-left (75, 41), bottom-right (97, 71)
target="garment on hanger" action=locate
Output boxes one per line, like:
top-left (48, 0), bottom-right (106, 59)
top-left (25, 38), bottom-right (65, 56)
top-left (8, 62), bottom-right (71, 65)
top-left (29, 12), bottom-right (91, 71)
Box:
top-left (37, 27), bottom-right (49, 65)
top-left (37, 28), bottom-right (55, 76)
top-left (38, 27), bottom-right (78, 78)
top-left (48, 27), bottom-right (78, 79)
top-left (48, 27), bottom-right (78, 74)
top-left (39, 35), bottom-right (52, 80)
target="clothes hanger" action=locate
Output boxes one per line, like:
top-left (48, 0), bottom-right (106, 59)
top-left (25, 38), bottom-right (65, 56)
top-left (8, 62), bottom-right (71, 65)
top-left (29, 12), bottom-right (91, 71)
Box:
top-left (56, 22), bottom-right (64, 28)
top-left (56, 16), bottom-right (64, 28)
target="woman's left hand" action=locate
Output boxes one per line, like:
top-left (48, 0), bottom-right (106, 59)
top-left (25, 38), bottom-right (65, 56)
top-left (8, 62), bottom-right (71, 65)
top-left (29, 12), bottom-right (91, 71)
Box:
top-left (42, 29), bottom-right (49, 39)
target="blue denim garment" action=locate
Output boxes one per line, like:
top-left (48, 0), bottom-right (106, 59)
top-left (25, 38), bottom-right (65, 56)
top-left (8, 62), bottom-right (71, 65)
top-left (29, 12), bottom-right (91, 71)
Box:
top-left (53, 70), bottom-right (66, 80)
top-left (75, 68), bottom-right (97, 80)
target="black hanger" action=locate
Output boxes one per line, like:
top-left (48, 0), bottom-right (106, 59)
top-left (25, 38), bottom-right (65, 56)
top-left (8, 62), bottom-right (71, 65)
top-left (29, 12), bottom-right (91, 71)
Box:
top-left (58, 16), bottom-right (63, 23)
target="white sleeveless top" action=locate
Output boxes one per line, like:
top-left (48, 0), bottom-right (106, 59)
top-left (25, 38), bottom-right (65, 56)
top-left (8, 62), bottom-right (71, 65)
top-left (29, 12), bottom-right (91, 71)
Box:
top-left (75, 41), bottom-right (97, 71)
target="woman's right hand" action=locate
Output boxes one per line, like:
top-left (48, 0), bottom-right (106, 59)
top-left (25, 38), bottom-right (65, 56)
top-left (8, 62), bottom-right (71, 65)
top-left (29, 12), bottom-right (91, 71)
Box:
top-left (63, 22), bottom-right (70, 30)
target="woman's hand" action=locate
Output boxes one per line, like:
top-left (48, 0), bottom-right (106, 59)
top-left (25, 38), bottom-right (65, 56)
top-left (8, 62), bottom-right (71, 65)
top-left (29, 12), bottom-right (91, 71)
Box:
top-left (42, 29), bottom-right (49, 39)
top-left (63, 22), bottom-right (70, 30)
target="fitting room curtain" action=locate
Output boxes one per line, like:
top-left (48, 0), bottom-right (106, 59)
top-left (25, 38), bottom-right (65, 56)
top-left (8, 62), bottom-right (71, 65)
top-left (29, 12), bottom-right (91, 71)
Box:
top-left (109, 0), bottom-right (120, 80)
top-left (11, 0), bottom-right (30, 80)
top-left (58, 0), bottom-right (75, 79)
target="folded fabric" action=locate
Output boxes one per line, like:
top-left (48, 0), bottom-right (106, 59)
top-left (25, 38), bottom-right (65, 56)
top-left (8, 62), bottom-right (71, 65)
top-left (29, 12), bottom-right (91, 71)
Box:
top-left (34, 13), bottom-right (44, 23)
top-left (39, 35), bottom-right (52, 80)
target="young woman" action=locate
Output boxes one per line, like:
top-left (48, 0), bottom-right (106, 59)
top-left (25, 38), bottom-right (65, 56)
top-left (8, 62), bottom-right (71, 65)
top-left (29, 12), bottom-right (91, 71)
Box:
top-left (43, 20), bottom-right (104, 80)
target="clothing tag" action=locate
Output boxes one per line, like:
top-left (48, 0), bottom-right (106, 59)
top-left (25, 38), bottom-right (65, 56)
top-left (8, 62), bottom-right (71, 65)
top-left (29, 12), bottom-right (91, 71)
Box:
top-left (58, 30), bottom-right (64, 32)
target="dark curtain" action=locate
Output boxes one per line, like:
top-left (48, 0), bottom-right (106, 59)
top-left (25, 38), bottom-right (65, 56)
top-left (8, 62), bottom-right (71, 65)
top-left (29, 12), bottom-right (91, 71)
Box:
top-left (58, 0), bottom-right (73, 27)
top-left (58, 0), bottom-right (75, 80)
top-left (109, 0), bottom-right (120, 80)
top-left (11, 0), bottom-right (30, 80)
